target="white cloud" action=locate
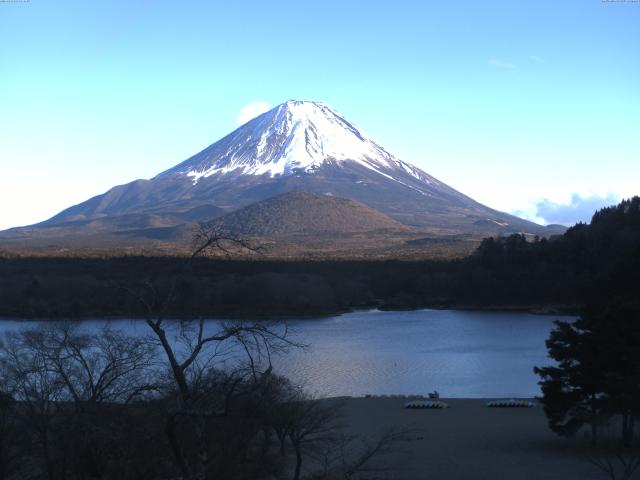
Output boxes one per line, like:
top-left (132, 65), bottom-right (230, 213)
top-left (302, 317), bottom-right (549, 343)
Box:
top-left (511, 192), bottom-right (621, 226)
top-left (529, 55), bottom-right (544, 63)
top-left (488, 58), bottom-right (516, 70)
top-left (236, 101), bottom-right (270, 126)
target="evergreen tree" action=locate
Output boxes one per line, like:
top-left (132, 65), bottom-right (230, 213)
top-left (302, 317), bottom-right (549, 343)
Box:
top-left (535, 305), bottom-right (640, 446)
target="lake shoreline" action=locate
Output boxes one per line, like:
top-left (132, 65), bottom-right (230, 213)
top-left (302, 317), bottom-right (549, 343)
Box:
top-left (0, 303), bottom-right (580, 322)
top-left (0, 309), bottom-right (561, 400)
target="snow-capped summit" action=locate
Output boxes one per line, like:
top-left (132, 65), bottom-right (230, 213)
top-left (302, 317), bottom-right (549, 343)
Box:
top-left (159, 100), bottom-right (431, 184)
top-left (31, 99), bottom-right (555, 238)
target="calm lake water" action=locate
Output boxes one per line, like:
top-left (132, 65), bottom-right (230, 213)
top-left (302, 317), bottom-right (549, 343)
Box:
top-left (0, 309), bottom-right (571, 398)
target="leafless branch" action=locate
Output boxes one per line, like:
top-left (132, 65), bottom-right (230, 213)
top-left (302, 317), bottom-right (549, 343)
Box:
top-left (191, 221), bottom-right (262, 260)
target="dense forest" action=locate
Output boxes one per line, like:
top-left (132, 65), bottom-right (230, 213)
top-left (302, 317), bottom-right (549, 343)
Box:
top-left (1, 197), bottom-right (638, 319)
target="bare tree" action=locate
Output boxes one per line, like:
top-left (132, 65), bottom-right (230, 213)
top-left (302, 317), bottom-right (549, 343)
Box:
top-left (287, 396), bottom-right (343, 480)
top-left (588, 421), bottom-right (640, 480)
top-left (313, 429), bottom-right (411, 480)
top-left (277, 390), bottom-right (411, 480)
top-left (0, 331), bottom-right (66, 480)
top-left (25, 322), bottom-right (158, 406)
top-left (191, 221), bottom-right (261, 259)
top-left (590, 452), bottom-right (640, 480)
top-left (267, 376), bottom-right (304, 457)
top-left (0, 385), bottom-right (20, 480)
top-left (122, 221), bottom-right (301, 480)
top-left (0, 322), bottom-right (160, 480)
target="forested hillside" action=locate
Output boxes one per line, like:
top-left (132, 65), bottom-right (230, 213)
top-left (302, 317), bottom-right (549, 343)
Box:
top-left (1, 197), bottom-right (638, 319)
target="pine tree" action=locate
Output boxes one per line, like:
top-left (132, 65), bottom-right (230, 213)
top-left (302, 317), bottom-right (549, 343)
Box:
top-left (535, 305), bottom-right (640, 447)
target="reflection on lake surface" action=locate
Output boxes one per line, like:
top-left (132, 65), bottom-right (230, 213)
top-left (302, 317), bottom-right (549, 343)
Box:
top-left (0, 309), bottom-right (572, 398)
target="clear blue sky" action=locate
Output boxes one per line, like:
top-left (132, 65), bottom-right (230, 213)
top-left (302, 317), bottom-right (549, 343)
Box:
top-left (1, 0), bottom-right (638, 229)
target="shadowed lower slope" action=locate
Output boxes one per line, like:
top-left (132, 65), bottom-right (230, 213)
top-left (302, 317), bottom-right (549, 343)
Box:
top-left (213, 190), bottom-right (414, 236)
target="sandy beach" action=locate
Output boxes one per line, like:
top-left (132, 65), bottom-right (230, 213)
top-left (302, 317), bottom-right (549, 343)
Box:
top-left (334, 397), bottom-right (601, 480)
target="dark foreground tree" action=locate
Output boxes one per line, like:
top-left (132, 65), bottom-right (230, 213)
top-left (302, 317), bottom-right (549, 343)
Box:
top-left (587, 421), bottom-right (640, 480)
top-left (535, 305), bottom-right (640, 447)
top-left (0, 323), bottom-right (163, 480)
top-left (0, 389), bottom-right (20, 480)
top-left (123, 222), bottom-right (306, 480)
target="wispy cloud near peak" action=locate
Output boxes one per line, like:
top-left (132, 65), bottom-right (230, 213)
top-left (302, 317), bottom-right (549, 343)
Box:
top-left (488, 58), bottom-right (516, 70)
top-left (237, 101), bottom-right (271, 126)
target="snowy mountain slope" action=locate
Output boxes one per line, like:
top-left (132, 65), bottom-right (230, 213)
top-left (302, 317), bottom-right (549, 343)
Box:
top-left (15, 99), bottom-right (560, 238)
top-left (158, 100), bottom-right (435, 186)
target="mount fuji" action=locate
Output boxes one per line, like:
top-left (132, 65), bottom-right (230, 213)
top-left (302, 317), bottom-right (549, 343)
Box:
top-left (2, 100), bottom-right (561, 254)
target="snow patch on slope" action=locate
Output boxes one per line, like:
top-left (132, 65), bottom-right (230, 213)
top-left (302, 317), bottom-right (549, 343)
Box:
top-left (161, 100), bottom-right (438, 193)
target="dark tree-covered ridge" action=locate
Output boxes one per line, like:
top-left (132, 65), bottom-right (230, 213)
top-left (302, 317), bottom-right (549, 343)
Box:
top-left (1, 197), bottom-right (638, 319)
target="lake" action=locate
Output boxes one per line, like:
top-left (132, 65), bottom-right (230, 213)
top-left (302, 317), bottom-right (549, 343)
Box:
top-left (0, 309), bottom-right (571, 398)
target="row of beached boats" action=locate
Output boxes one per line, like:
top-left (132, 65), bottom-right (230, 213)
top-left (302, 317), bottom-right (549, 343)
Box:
top-left (404, 399), bottom-right (536, 409)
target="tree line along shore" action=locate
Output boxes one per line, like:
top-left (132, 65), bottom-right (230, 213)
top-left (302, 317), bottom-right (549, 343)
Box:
top-left (1, 197), bottom-right (638, 319)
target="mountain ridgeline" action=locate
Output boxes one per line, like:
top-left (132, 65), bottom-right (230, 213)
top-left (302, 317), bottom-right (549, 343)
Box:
top-left (1, 197), bottom-right (637, 319)
top-left (0, 100), bottom-right (563, 257)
